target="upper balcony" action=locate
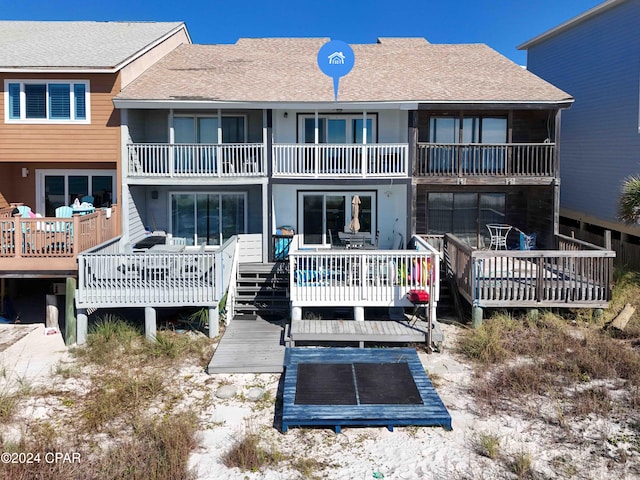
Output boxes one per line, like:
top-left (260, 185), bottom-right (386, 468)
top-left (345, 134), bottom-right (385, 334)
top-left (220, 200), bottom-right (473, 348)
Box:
top-left (127, 143), bottom-right (267, 178)
top-left (272, 143), bottom-right (408, 178)
top-left (414, 142), bottom-right (556, 183)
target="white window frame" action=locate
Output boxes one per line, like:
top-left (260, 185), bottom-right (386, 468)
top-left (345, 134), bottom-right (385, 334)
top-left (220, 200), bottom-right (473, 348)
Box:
top-left (4, 79), bottom-right (91, 124)
top-left (298, 113), bottom-right (377, 144)
top-left (297, 190), bottom-right (377, 247)
top-left (35, 169), bottom-right (116, 214)
top-left (169, 191), bottom-right (248, 246)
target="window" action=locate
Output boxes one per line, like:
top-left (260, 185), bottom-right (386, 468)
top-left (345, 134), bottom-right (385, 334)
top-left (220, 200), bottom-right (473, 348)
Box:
top-left (297, 191), bottom-right (375, 246)
top-left (170, 192), bottom-right (247, 246)
top-left (429, 116), bottom-right (507, 173)
top-left (5, 80), bottom-right (89, 123)
top-left (174, 115), bottom-right (246, 143)
top-left (429, 116), bottom-right (506, 143)
top-left (427, 192), bottom-right (506, 247)
top-left (300, 114), bottom-right (376, 144)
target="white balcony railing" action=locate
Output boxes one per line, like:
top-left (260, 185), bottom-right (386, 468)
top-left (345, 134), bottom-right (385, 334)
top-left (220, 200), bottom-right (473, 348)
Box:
top-left (273, 143), bottom-right (408, 177)
top-left (127, 143), bottom-right (266, 177)
top-left (288, 235), bottom-right (439, 309)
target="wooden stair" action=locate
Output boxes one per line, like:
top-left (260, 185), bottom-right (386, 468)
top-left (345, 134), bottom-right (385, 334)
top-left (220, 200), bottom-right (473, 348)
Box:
top-left (234, 262), bottom-right (290, 319)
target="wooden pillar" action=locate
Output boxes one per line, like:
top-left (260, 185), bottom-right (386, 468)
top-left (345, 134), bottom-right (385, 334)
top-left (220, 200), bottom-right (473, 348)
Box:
top-left (471, 306), bottom-right (483, 328)
top-left (354, 306), bottom-right (364, 322)
top-left (144, 306), bottom-right (156, 341)
top-left (45, 294), bottom-right (59, 329)
top-left (77, 309), bottom-right (88, 345)
top-left (65, 277), bottom-right (76, 345)
top-left (208, 305), bottom-right (219, 338)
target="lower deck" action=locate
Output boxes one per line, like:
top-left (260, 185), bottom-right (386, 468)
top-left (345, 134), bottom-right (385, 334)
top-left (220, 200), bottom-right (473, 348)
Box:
top-left (287, 318), bottom-right (442, 347)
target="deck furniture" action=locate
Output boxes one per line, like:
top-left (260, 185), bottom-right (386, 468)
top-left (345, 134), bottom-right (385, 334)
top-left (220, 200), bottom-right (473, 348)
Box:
top-left (55, 206), bottom-right (74, 218)
top-left (486, 224), bottom-right (512, 250)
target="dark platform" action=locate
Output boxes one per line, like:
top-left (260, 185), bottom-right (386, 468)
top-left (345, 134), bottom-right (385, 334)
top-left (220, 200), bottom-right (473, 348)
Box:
top-left (282, 347), bottom-right (452, 433)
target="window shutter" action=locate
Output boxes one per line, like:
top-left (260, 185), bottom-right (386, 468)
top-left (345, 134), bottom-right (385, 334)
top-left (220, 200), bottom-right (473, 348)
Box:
top-left (49, 84), bottom-right (71, 120)
top-left (8, 83), bottom-right (20, 119)
top-left (74, 83), bottom-right (86, 120)
top-left (24, 84), bottom-right (46, 119)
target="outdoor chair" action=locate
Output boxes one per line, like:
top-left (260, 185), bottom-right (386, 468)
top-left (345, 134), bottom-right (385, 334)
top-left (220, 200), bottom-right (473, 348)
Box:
top-left (55, 206), bottom-right (74, 218)
top-left (486, 224), bottom-right (512, 250)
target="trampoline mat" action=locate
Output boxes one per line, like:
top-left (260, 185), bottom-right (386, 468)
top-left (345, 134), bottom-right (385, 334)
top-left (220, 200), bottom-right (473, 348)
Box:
top-left (295, 363), bottom-right (357, 405)
top-left (354, 363), bottom-right (423, 405)
top-left (294, 362), bottom-right (423, 406)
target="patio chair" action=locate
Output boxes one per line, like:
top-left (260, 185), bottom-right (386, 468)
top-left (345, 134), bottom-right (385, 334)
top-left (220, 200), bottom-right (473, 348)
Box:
top-left (15, 205), bottom-right (33, 217)
top-left (55, 206), bottom-right (74, 218)
top-left (486, 224), bottom-right (512, 250)
top-left (81, 195), bottom-right (94, 205)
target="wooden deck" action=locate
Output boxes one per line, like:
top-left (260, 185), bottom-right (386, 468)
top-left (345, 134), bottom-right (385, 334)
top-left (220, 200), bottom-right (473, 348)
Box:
top-left (445, 233), bottom-right (615, 309)
top-left (0, 204), bottom-right (120, 274)
top-left (281, 347), bottom-right (452, 433)
top-left (207, 315), bottom-right (286, 374)
top-left (287, 319), bottom-right (442, 347)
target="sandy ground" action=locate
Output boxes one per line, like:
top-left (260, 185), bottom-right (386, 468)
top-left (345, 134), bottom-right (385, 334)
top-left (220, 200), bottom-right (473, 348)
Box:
top-left (1, 322), bottom-right (639, 479)
top-left (190, 322), bottom-right (640, 480)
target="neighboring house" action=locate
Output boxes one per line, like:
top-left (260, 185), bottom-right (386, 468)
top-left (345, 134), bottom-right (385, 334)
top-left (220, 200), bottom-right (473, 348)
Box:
top-left (0, 21), bottom-right (190, 339)
top-left (519, 0), bottom-right (640, 262)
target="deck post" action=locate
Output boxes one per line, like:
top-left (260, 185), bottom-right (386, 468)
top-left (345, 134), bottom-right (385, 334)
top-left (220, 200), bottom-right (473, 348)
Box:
top-left (292, 306), bottom-right (302, 321)
top-left (208, 305), bottom-right (219, 338)
top-left (77, 309), bottom-right (88, 345)
top-left (65, 277), bottom-right (76, 345)
top-left (354, 306), bottom-right (364, 322)
top-left (144, 306), bottom-right (157, 341)
top-left (471, 306), bottom-right (483, 328)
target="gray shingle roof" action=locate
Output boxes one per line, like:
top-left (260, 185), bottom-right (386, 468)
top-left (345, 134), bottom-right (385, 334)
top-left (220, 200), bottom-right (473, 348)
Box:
top-left (117, 37), bottom-right (572, 104)
top-left (0, 21), bottom-right (185, 69)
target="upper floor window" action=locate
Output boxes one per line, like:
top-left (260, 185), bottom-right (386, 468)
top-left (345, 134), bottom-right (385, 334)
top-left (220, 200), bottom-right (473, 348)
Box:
top-left (299, 114), bottom-right (376, 144)
top-left (5, 80), bottom-right (89, 123)
top-left (430, 116), bottom-right (506, 144)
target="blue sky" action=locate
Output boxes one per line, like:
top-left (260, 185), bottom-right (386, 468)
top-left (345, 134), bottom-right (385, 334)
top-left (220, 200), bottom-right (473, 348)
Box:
top-left (2, 0), bottom-right (603, 64)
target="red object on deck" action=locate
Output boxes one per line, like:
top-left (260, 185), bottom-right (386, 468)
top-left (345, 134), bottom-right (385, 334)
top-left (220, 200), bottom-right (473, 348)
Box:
top-left (408, 289), bottom-right (429, 304)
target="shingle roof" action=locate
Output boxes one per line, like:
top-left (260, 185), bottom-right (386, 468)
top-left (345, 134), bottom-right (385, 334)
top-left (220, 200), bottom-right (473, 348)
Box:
top-left (0, 21), bottom-right (186, 69)
top-left (117, 37), bottom-right (572, 104)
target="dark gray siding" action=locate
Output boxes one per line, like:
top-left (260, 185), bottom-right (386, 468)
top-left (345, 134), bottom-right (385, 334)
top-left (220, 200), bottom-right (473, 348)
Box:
top-left (526, 0), bottom-right (640, 224)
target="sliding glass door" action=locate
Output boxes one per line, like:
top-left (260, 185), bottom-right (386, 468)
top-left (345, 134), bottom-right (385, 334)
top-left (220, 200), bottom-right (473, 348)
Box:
top-left (37, 169), bottom-right (116, 216)
top-left (298, 191), bottom-right (375, 246)
top-left (171, 192), bottom-right (246, 246)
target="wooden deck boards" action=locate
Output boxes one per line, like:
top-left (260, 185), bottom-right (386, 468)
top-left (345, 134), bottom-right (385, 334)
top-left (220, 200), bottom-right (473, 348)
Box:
top-left (207, 316), bottom-right (285, 374)
top-left (288, 319), bottom-right (429, 346)
top-left (282, 347), bottom-right (452, 433)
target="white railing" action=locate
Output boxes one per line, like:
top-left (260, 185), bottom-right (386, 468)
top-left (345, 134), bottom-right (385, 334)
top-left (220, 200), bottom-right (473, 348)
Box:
top-left (272, 143), bottom-right (408, 177)
top-left (288, 239), bottom-right (438, 308)
top-left (416, 143), bottom-right (556, 177)
top-left (77, 236), bottom-right (239, 308)
top-left (127, 143), bottom-right (266, 177)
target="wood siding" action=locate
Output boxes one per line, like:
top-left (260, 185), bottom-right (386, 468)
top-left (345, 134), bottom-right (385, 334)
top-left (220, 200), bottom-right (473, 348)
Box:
top-left (526, 0), bottom-right (640, 226)
top-left (0, 73), bottom-right (121, 163)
